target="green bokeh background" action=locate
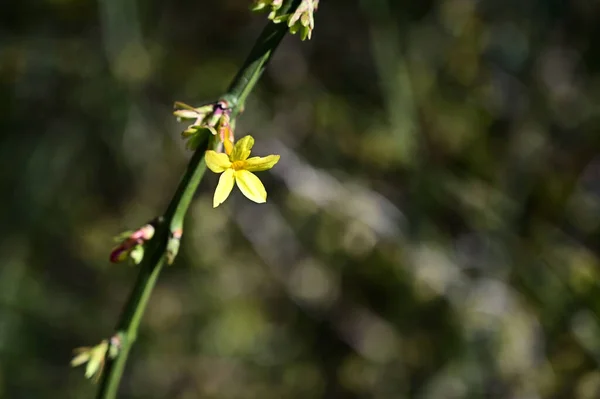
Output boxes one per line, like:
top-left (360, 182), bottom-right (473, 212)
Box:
top-left (3, 0), bottom-right (600, 398)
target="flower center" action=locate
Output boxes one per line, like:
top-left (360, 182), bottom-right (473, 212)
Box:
top-left (231, 160), bottom-right (245, 170)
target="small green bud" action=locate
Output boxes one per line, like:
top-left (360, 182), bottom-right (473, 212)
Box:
top-left (129, 245), bottom-right (144, 265)
top-left (253, 0), bottom-right (318, 39)
top-left (288, 0), bottom-right (316, 40)
top-left (110, 223), bottom-right (155, 265)
top-left (71, 335), bottom-right (122, 382)
top-left (174, 101), bottom-right (231, 151)
top-left (166, 228), bottom-right (183, 265)
top-left (251, 0), bottom-right (282, 12)
top-left (71, 340), bottom-right (109, 381)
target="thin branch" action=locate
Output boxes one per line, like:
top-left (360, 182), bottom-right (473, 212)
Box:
top-left (95, 1), bottom-right (301, 398)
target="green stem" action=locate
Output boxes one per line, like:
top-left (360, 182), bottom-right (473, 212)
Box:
top-left (97, 254), bottom-right (165, 398)
top-left (228, 0), bottom-right (302, 117)
top-left (95, 3), bottom-right (301, 398)
top-left (167, 140), bottom-right (212, 232)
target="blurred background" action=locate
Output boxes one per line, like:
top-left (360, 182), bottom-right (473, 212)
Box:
top-left (2, 0), bottom-right (600, 398)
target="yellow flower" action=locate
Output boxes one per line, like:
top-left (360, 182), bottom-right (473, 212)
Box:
top-left (205, 135), bottom-right (280, 208)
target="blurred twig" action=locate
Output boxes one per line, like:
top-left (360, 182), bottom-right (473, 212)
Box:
top-left (95, 1), bottom-right (302, 398)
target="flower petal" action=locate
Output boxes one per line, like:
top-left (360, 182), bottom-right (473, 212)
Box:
top-left (214, 168), bottom-right (235, 207)
top-left (223, 135), bottom-right (234, 156)
top-left (235, 170), bottom-right (267, 203)
top-left (231, 135), bottom-right (254, 161)
top-left (205, 151), bottom-right (232, 173)
top-left (244, 155), bottom-right (280, 172)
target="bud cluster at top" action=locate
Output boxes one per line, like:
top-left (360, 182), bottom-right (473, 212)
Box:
top-left (251, 0), bottom-right (319, 41)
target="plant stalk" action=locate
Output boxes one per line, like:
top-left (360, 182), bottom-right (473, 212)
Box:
top-left (95, 2), bottom-right (301, 398)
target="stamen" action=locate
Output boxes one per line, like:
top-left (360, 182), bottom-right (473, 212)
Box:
top-left (232, 161), bottom-right (245, 170)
